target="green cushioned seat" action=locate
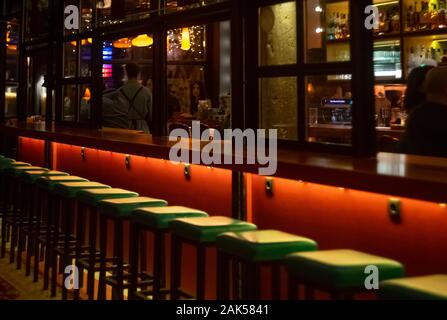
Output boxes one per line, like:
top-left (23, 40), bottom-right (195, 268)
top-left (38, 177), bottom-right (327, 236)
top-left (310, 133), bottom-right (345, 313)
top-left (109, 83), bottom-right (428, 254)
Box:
top-left (77, 188), bottom-right (139, 207)
top-left (99, 197), bottom-right (168, 218)
top-left (169, 216), bottom-right (257, 244)
top-left (3, 166), bottom-right (48, 177)
top-left (53, 182), bottom-right (111, 198)
top-left (19, 170), bottom-right (69, 184)
top-left (286, 249), bottom-right (405, 291)
top-left (131, 206), bottom-right (208, 230)
top-left (35, 176), bottom-right (89, 191)
top-left (217, 230), bottom-right (318, 262)
top-left (0, 162), bottom-right (31, 172)
top-left (0, 157), bottom-right (15, 165)
top-left (379, 274), bottom-right (447, 300)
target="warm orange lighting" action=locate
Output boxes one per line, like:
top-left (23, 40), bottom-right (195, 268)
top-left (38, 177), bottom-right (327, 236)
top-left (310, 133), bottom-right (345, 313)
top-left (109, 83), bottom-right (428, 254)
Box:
top-left (6, 44), bottom-right (17, 51)
top-left (181, 28), bottom-right (191, 51)
top-left (70, 41), bottom-right (77, 47)
top-left (307, 83), bottom-right (315, 94)
top-left (81, 38), bottom-right (93, 45)
top-left (83, 88), bottom-right (91, 100)
top-left (132, 34), bottom-right (153, 47)
top-left (113, 38), bottom-right (132, 49)
top-left (440, 203), bottom-right (447, 208)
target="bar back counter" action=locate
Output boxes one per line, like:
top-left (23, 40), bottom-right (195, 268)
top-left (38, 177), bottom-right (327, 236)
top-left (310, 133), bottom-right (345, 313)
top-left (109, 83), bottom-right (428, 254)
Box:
top-left (1, 122), bottom-right (446, 299)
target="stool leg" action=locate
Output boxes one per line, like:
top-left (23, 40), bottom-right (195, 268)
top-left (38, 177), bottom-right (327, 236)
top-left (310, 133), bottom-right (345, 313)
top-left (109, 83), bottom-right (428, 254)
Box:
top-left (170, 235), bottom-right (181, 300)
top-left (152, 230), bottom-right (164, 300)
top-left (74, 203), bottom-right (86, 300)
top-left (232, 260), bottom-right (240, 299)
top-left (305, 287), bottom-right (315, 300)
top-left (43, 194), bottom-right (55, 291)
top-left (216, 251), bottom-right (230, 300)
top-left (9, 180), bottom-right (19, 264)
top-left (87, 208), bottom-right (98, 300)
top-left (97, 214), bottom-right (108, 300)
top-left (33, 189), bottom-right (45, 283)
top-left (50, 197), bottom-right (61, 297)
top-left (272, 264), bottom-right (281, 300)
top-left (112, 219), bottom-right (124, 300)
top-left (62, 200), bottom-right (75, 300)
top-left (26, 185), bottom-right (39, 276)
top-left (244, 262), bottom-right (260, 300)
top-left (129, 221), bottom-right (140, 300)
top-left (16, 182), bottom-right (28, 270)
top-left (288, 275), bottom-right (299, 300)
top-left (196, 245), bottom-right (206, 300)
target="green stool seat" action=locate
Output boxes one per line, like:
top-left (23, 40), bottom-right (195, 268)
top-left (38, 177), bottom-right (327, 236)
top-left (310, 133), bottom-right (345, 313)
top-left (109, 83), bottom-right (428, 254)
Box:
top-left (0, 162), bottom-right (31, 172)
top-left (3, 166), bottom-right (48, 177)
top-left (53, 182), bottom-right (111, 199)
top-left (132, 206), bottom-right (208, 229)
top-left (0, 157), bottom-right (15, 165)
top-left (77, 188), bottom-right (139, 207)
top-left (36, 176), bottom-right (89, 191)
top-left (380, 274), bottom-right (447, 300)
top-left (169, 216), bottom-right (257, 244)
top-left (286, 249), bottom-right (405, 291)
top-left (217, 230), bottom-right (318, 262)
top-left (99, 197), bottom-right (168, 218)
top-left (19, 170), bottom-right (69, 184)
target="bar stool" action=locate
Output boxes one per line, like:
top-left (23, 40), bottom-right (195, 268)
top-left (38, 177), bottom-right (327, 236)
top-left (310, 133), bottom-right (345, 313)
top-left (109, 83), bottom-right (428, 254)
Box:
top-left (18, 170), bottom-right (69, 277)
top-left (168, 216), bottom-right (257, 300)
top-left (51, 181), bottom-right (111, 299)
top-left (2, 165), bottom-right (48, 265)
top-left (129, 206), bottom-right (208, 300)
top-left (74, 188), bottom-right (139, 300)
top-left (286, 249), bottom-right (405, 300)
top-left (216, 230), bottom-right (318, 300)
top-left (97, 197), bottom-right (168, 300)
top-left (34, 176), bottom-right (89, 288)
top-left (379, 274), bottom-right (447, 300)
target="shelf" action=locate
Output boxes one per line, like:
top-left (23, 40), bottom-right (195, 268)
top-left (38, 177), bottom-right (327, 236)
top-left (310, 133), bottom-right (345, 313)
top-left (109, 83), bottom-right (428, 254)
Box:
top-left (403, 28), bottom-right (447, 38)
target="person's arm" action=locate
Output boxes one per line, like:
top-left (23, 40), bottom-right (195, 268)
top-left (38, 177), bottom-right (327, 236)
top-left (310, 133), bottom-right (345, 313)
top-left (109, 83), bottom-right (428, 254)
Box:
top-left (145, 92), bottom-right (153, 132)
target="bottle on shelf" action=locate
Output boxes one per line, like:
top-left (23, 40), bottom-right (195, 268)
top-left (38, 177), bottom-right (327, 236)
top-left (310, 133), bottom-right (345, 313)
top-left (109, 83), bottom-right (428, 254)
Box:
top-left (439, 0), bottom-right (447, 28)
top-left (431, 3), bottom-right (439, 29)
top-left (391, 6), bottom-right (400, 32)
top-left (407, 5), bottom-right (415, 31)
top-left (414, 1), bottom-right (421, 30)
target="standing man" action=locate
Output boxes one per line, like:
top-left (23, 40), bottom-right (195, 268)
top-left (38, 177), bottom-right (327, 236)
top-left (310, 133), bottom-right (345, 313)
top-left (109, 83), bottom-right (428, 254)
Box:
top-left (118, 63), bottom-right (152, 133)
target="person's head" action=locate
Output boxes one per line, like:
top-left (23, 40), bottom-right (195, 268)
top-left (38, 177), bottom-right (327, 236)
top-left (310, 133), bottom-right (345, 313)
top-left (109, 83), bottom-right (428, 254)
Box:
top-left (423, 66), bottom-right (447, 104)
top-left (404, 65), bottom-right (434, 112)
top-left (168, 84), bottom-right (179, 98)
top-left (191, 81), bottom-right (205, 100)
top-left (125, 63), bottom-right (140, 80)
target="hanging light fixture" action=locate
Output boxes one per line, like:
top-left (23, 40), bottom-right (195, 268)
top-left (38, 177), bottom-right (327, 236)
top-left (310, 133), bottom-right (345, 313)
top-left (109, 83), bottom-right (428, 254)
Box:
top-left (181, 27), bottom-right (191, 51)
top-left (131, 34), bottom-right (154, 47)
top-left (113, 38), bottom-right (132, 49)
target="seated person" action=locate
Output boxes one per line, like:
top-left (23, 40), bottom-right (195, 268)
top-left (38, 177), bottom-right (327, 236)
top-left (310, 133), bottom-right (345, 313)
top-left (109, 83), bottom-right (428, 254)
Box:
top-left (399, 67), bottom-right (447, 157)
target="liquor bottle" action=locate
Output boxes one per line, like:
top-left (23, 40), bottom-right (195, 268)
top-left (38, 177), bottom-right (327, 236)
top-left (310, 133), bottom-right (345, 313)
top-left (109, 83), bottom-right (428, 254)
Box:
top-left (391, 6), bottom-right (400, 32)
top-left (431, 4), bottom-right (439, 29)
top-left (327, 13), bottom-right (335, 40)
top-left (414, 1), bottom-right (420, 30)
top-left (407, 5), bottom-right (415, 31)
top-left (420, 1), bottom-right (429, 30)
top-left (439, 0), bottom-right (447, 28)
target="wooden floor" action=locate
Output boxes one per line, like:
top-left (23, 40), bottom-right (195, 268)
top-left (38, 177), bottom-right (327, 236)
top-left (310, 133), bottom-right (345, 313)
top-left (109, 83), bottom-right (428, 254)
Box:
top-left (0, 249), bottom-right (58, 300)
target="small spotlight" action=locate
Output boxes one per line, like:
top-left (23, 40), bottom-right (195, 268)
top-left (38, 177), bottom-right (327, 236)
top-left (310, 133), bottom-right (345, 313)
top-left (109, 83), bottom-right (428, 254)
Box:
top-left (315, 6), bottom-right (323, 13)
top-left (439, 203), bottom-right (447, 208)
top-left (315, 27), bottom-right (324, 34)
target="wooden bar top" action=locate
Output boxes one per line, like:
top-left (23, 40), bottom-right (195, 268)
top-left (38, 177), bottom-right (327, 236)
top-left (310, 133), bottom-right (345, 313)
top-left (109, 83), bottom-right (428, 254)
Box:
top-left (2, 121), bottom-right (447, 203)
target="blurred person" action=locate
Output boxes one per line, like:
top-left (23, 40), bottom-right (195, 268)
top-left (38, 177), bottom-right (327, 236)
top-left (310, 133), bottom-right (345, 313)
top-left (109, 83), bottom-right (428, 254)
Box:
top-left (400, 67), bottom-right (447, 157)
top-left (403, 65), bottom-right (434, 113)
top-left (190, 80), bottom-right (206, 116)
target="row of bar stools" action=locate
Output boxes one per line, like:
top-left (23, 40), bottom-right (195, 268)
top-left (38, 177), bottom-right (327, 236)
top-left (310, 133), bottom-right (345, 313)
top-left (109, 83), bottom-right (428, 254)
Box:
top-left (35, 175), bottom-right (89, 289)
top-left (18, 170), bottom-right (69, 277)
top-left (380, 274), bottom-right (447, 300)
top-left (75, 188), bottom-right (139, 300)
top-left (97, 197), bottom-right (168, 300)
top-left (286, 249), bottom-right (405, 300)
top-left (2, 165), bottom-right (48, 265)
top-left (51, 181), bottom-right (111, 299)
top-left (216, 230), bottom-right (318, 300)
top-left (129, 206), bottom-right (209, 300)
top-left (169, 216), bottom-right (257, 300)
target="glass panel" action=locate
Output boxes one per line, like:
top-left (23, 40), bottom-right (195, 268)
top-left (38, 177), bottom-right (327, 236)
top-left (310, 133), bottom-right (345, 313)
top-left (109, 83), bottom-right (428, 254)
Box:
top-left (305, 0), bottom-right (351, 63)
top-left (306, 74), bottom-right (352, 145)
top-left (79, 85), bottom-right (91, 122)
top-left (62, 85), bottom-right (77, 121)
top-left (5, 86), bottom-right (18, 118)
top-left (259, 77), bottom-right (297, 140)
top-left (163, 0), bottom-right (226, 13)
top-left (259, 2), bottom-right (297, 66)
top-left (167, 21), bottom-right (232, 133)
top-left (404, 34), bottom-right (447, 78)
top-left (374, 39), bottom-right (402, 81)
top-left (167, 26), bottom-right (206, 62)
top-left (81, 0), bottom-right (94, 32)
top-left (6, 49), bottom-right (19, 83)
top-left (64, 42), bottom-right (78, 78)
top-left (80, 39), bottom-right (92, 77)
top-left (25, 0), bottom-right (49, 39)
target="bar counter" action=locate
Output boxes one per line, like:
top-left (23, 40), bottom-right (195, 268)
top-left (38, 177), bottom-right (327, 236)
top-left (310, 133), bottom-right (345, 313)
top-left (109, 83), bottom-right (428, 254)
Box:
top-left (1, 121), bottom-right (447, 204)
